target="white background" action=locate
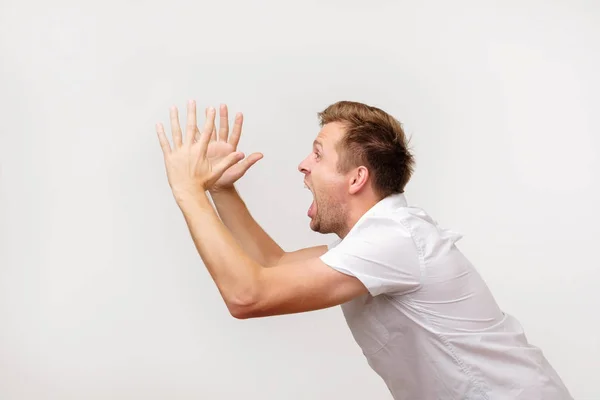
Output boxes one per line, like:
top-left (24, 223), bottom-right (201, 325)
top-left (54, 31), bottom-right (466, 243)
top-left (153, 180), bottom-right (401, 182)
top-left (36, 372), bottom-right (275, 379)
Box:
top-left (1, 0), bottom-right (598, 399)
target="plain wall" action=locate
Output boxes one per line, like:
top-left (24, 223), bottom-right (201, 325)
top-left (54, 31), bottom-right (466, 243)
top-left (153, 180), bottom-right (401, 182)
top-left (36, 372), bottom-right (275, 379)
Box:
top-left (1, 0), bottom-right (598, 399)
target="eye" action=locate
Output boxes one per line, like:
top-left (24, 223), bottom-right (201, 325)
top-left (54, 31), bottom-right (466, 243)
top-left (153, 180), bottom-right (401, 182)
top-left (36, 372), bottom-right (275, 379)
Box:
top-left (313, 151), bottom-right (321, 160)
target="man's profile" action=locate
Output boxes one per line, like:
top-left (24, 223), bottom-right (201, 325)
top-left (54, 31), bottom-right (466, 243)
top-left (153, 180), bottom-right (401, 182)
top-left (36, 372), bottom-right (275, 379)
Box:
top-left (155, 100), bottom-right (573, 399)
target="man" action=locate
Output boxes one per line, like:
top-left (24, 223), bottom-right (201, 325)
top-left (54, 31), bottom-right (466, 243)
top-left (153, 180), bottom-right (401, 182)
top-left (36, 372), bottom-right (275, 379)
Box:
top-left (155, 100), bottom-right (572, 399)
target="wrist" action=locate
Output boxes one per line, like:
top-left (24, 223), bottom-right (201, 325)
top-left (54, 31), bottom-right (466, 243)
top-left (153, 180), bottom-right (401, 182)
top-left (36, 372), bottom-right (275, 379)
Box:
top-left (209, 185), bottom-right (237, 198)
top-left (173, 188), bottom-right (209, 206)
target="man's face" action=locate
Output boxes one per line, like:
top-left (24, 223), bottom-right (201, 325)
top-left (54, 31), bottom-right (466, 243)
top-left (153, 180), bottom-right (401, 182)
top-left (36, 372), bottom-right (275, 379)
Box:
top-left (298, 122), bottom-right (349, 235)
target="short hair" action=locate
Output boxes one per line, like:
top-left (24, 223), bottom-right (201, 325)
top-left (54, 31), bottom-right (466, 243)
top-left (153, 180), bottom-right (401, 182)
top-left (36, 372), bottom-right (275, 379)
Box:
top-left (317, 100), bottom-right (415, 198)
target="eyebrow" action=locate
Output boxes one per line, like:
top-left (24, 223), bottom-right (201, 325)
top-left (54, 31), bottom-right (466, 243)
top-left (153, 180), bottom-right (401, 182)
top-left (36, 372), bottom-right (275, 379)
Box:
top-left (313, 140), bottom-right (323, 149)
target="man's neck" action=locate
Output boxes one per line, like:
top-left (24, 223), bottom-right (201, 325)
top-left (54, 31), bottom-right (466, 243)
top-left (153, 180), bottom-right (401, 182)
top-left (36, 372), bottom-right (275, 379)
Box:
top-left (339, 194), bottom-right (382, 238)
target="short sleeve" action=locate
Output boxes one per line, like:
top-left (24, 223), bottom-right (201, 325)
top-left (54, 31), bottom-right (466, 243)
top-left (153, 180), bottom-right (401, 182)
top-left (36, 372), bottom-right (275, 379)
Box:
top-left (319, 216), bottom-right (422, 297)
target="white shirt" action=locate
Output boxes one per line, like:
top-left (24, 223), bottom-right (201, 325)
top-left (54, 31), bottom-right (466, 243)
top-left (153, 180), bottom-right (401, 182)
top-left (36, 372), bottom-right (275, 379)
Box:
top-left (319, 193), bottom-right (573, 400)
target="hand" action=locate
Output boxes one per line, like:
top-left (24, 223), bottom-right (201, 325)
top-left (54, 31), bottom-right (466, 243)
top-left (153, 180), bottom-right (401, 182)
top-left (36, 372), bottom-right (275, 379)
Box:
top-left (200, 104), bottom-right (263, 193)
top-left (156, 100), bottom-right (244, 201)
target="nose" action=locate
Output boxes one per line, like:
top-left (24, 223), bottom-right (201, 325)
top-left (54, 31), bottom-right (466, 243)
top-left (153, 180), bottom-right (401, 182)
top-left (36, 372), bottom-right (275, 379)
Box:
top-left (298, 155), bottom-right (310, 175)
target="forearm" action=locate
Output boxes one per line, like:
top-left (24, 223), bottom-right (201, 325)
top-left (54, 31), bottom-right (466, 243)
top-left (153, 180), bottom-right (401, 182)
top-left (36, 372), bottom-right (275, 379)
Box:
top-left (209, 187), bottom-right (285, 267)
top-left (176, 191), bottom-right (262, 307)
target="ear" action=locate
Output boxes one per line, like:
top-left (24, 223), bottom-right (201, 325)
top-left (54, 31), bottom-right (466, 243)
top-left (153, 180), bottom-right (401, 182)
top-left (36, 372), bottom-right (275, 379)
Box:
top-left (348, 166), bottom-right (369, 194)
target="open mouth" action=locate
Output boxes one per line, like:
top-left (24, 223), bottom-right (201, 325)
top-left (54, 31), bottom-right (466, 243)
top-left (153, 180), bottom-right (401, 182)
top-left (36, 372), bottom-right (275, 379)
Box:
top-left (304, 182), bottom-right (316, 218)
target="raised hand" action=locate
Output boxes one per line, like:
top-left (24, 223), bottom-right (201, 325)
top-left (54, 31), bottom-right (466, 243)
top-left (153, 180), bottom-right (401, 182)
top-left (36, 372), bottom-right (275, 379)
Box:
top-left (156, 101), bottom-right (245, 202)
top-left (200, 104), bottom-right (263, 193)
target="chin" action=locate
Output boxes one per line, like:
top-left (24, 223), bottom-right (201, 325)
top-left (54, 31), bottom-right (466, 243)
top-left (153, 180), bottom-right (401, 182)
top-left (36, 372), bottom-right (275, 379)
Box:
top-left (309, 218), bottom-right (322, 233)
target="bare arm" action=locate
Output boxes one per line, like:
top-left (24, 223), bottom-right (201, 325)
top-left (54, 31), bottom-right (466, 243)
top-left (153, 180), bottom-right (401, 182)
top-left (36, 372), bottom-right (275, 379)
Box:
top-left (178, 191), bottom-right (366, 319)
top-left (276, 245), bottom-right (328, 264)
top-left (210, 186), bottom-right (327, 267)
top-left (156, 101), bottom-right (364, 319)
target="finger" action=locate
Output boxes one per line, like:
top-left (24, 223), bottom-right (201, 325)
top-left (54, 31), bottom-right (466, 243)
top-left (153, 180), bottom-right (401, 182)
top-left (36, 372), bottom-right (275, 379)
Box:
top-left (195, 126), bottom-right (201, 142)
top-left (206, 107), bottom-right (217, 141)
top-left (169, 106), bottom-right (183, 148)
top-left (234, 152), bottom-right (263, 178)
top-left (213, 151), bottom-right (245, 178)
top-left (244, 152), bottom-right (263, 167)
top-left (198, 107), bottom-right (216, 155)
top-left (218, 104), bottom-right (229, 142)
top-left (229, 112), bottom-right (243, 148)
top-left (156, 123), bottom-right (171, 155)
top-left (185, 100), bottom-right (197, 146)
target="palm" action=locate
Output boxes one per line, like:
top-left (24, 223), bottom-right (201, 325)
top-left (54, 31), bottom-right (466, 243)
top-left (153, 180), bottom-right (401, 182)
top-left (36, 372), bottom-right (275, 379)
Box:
top-left (199, 104), bottom-right (262, 191)
top-left (207, 140), bottom-right (243, 188)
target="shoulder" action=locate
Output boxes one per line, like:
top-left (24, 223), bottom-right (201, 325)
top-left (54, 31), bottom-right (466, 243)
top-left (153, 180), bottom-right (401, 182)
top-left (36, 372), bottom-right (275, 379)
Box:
top-left (323, 211), bottom-right (419, 270)
top-left (320, 211), bottom-right (423, 297)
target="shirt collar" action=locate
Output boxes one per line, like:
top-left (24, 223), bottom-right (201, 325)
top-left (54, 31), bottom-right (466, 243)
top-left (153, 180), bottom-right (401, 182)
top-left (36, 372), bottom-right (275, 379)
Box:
top-left (370, 192), bottom-right (408, 213)
top-left (342, 192), bottom-right (408, 238)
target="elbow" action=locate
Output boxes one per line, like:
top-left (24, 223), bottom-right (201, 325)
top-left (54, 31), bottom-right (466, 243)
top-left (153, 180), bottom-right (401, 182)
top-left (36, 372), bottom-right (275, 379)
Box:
top-left (226, 298), bottom-right (260, 319)
top-left (228, 304), bottom-right (254, 319)
top-left (224, 286), bottom-right (262, 319)
top-left (223, 264), bottom-right (268, 319)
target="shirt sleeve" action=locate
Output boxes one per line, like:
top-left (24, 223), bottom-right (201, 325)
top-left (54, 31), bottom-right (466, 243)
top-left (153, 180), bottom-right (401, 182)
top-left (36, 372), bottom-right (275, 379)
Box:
top-left (319, 216), bottom-right (422, 297)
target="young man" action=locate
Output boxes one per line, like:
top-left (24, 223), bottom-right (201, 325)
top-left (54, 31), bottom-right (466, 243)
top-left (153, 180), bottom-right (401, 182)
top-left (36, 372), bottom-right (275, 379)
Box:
top-left (155, 100), bottom-right (572, 399)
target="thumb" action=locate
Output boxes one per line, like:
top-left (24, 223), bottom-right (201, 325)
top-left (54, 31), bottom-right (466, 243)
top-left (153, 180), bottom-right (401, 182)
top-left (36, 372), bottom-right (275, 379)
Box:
top-left (233, 152), bottom-right (263, 178)
top-left (213, 151), bottom-right (245, 178)
top-left (241, 152), bottom-right (263, 171)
